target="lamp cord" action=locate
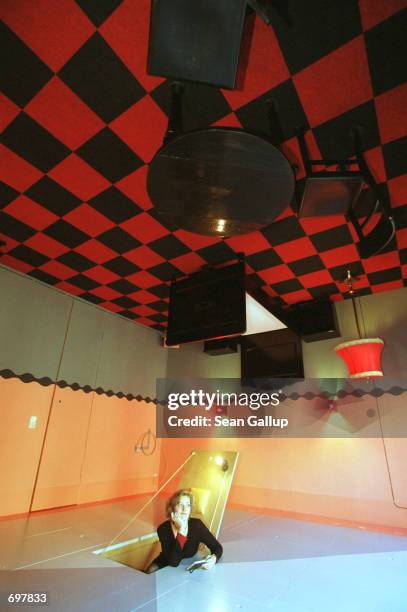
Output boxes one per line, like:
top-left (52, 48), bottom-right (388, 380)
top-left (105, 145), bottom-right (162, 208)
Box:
top-left (376, 399), bottom-right (406, 510)
top-left (351, 293), bottom-right (363, 339)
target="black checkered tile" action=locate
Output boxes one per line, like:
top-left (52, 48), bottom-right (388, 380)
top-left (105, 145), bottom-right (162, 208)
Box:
top-left (97, 227), bottom-right (141, 254)
top-left (26, 177), bottom-right (81, 216)
top-left (77, 128), bottom-right (143, 183)
top-left (89, 187), bottom-right (142, 223)
top-left (59, 33), bottom-right (145, 123)
top-left (1, 113), bottom-right (70, 173)
top-left (0, 22), bottom-right (52, 106)
top-left (75, 0), bottom-right (123, 27)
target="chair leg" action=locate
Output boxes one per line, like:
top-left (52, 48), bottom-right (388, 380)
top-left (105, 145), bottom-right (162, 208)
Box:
top-left (164, 81), bottom-right (184, 145)
top-left (297, 126), bottom-right (312, 175)
top-left (266, 98), bottom-right (285, 147)
top-left (352, 128), bottom-right (392, 216)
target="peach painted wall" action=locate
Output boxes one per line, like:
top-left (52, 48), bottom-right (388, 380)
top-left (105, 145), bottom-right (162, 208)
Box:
top-left (78, 396), bottom-right (160, 504)
top-left (0, 265), bottom-right (167, 516)
top-left (0, 378), bottom-right (54, 516)
top-left (31, 387), bottom-right (94, 511)
top-left (158, 393), bottom-right (407, 530)
top-left (0, 377), bottom-right (161, 517)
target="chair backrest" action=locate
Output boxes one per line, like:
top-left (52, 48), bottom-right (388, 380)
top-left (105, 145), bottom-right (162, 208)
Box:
top-left (296, 127), bottom-right (396, 258)
top-left (296, 127), bottom-right (364, 217)
top-left (347, 188), bottom-right (396, 259)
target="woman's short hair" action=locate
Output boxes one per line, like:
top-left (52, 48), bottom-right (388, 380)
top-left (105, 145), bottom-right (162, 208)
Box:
top-left (165, 488), bottom-right (194, 518)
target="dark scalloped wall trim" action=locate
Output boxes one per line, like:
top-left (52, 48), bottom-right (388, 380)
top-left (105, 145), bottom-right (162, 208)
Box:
top-left (0, 369), bottom-right (157, 403)
top-left (278, 386), bottom-right (407, 401)
top-left (1, 369), bottom-right (405, 403)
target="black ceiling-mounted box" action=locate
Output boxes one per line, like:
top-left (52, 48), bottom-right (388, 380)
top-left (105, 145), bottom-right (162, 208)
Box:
top-left (204, 337), bottom-right (239, 356)
top-left (276, 299), bottom-right (340, 343)
top-left (166, 260), bottom-right (246, 346)
top-left (147, 0), bottom-right (248, 88)
top-left (241, 328), bottom-right (304, 379)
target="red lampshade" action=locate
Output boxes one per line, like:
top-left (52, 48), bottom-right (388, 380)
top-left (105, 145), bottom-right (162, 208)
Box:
top-left (335, 338), bottom-right (384, 378)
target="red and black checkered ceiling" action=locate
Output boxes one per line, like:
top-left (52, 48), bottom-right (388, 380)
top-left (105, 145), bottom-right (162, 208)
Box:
top-left (1, 1), bottom-right (406, 334)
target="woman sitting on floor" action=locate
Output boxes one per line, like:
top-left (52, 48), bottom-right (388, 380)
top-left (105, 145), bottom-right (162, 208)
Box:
top-left (145, 488), bottom-right (223, 573)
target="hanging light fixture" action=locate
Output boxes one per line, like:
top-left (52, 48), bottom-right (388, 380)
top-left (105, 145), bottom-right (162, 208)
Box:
top-left (335, 271), bottom-right (384, 378)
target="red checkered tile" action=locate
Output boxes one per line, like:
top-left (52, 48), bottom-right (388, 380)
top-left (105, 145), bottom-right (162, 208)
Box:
top-left (0, 144), bottom-right (42, 192)
top-left (134, 316), bottom-right (155, 326)
top-left (25, 77), bottom-right (104, 150)
top-left (258, 264), bottom-right (295, 284)
top-left (0, 236), bottom-right (19, 253)
top-left (54, 280), bottom-right (84, 296)
top-left (4, 195), bottom-right (58, 230)
top-left (274, 237), bottom-right (318, 262)
top-left (222, 18), bottom-right (289, 110)
top-left (116, 166), bottom-right (152, 211)
top-left (362, 251), bottom-right (400, 273)
top-left (320, 244), bottom-right (360, 268)
top-left (125, 270), bottom-right (160, 289)
top-left (48, 154), bottom-right (109, 201)
top-left (99, 301), bottom-right (123, 314)
top-left (110, 96), bottom-right (167, 163)
top-left (0, 254), bottom-right (33, 274)
top-left (212, 113), bottom-right (243, 128)
top-left (261, 285), bottom-right (278, 299)
top-left (121, 212), bottom-right (168, 243)
top-left (364, 146), bottom-right (386, 183)
top-left (282, 289), bottom-right (313, 304)
top-left (375, 82), bottom-right (407, 145)
top-left (99, 0), bottom-right (163, 92)
top-left (294, 36), bottom-right (372, 127)
top-left (63, 203), bottom-right (114, 237)
top-left (89, 285), bottom-right (121, 301)
top-left (225, 232), bottom-right (271, 256)
top-left (127, 289), bottom-right (157, 304)
top-left (371, 279), bottom-right (404, 293)
top-left (130, 304), bottom-right (157, 317)
top-left (388, 175), bottom-right (407, 207)
top-left (24, 233), bottom-right (68, 258)
top-left (299, 215), bottom-right (347, 234)
top-left (75, 239), bottom-right (116, 264)
top-left (350, 274), bottom-right (370, 291)
top-left (396, 228), bottom-right (407, 249)
top-left (37, 260), bottom-right (75, 280)
top-left (124, 245), bottom-right (165, 269)
top-left (0, 94), bottom-right (19, 132)
top-left (170, 252), bottom-right (207, 275)
top-left (83, 265), bottom-right (120, 285)
top-left (174, 230), bottom-right (220, 250)
top-left (299, 269), bottom-right (334, 289)
top-left (1, 0), bottom-right (95, 71)
top-left (359, 0), bottom-right (405, 31)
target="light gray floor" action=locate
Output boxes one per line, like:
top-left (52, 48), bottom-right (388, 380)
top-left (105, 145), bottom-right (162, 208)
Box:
top-left (1, 501), bottom-right (406, 611)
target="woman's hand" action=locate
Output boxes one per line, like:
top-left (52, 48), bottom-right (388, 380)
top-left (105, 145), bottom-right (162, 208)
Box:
top-left (201, 554), bottom-right (217, 570)
top-left (171, 511), bottom-right (188, 535)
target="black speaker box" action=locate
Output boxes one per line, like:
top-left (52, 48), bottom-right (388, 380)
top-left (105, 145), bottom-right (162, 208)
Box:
top-left (148, 0), bottom-right (248, 88)
top-left (241, 328), bottom-right (303, 378)
top-left (204, 337), bottom-right (239, 356)
top-left (278, 299), bottom-right (340, 343)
